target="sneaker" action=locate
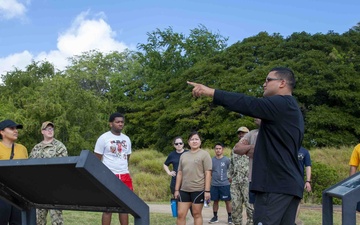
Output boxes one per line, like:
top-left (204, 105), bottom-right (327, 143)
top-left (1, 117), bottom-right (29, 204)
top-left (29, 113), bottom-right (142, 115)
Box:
top-left (209, 216), bottom-right (219, 223)
top-left (228, 216), bottom-right (233, 224)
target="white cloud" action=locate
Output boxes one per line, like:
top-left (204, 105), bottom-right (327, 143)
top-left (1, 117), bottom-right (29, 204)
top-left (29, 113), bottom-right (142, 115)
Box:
top-left (0, 51), bottom-right (33, 75)
top-left (0, 0), bottom-right (28, 20)
top-left (0, 11), bottom-right (130, 76)
top-left (35, 50), bottom-right (69, 71)
top-left (57, 11), bottom-right (128, 56)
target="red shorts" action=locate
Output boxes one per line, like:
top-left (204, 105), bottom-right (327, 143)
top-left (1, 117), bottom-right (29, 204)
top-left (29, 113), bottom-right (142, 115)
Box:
top-left (115, 173), bottom-right (134, 191)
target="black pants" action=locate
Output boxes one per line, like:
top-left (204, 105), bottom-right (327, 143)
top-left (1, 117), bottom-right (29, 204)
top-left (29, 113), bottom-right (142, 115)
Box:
top-left (253, 192), bottom-right (300, 225)
top-left (0, 198), bottom-right (21, 225)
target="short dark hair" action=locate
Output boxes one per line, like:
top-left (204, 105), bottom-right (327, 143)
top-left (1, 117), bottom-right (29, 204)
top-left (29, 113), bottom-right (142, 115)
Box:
top-left (270, 67), bottom-right (296, 90)
top-left (188, 131), bottom-right (201, 141)
top-left (214, 142), bottom-right (224, 148)
top-left (109, 112), bottom-right (124, 122)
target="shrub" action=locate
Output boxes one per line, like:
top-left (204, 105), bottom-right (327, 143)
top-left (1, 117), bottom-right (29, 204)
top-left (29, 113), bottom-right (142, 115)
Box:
top-left (310, 146), bottom-right (352, 180)
top-left (308, 161), bottom-right (341, 204)
top-left (137, 158), bottom-right (165, 175)
top-left (132, 172), bottom-right (170, 201)
top-left (131, 149), bottom-right (165, 166)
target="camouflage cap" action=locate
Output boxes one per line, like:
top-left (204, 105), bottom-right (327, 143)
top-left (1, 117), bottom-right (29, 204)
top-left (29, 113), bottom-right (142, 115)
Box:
top-left (236, 126), bottom-right (249, 133)
top-left (41, 121), bottom-right (54, 130)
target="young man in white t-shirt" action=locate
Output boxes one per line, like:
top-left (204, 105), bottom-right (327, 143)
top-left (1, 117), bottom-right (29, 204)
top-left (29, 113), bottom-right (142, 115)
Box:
top-left (94, 112), bottom-right (132, 225)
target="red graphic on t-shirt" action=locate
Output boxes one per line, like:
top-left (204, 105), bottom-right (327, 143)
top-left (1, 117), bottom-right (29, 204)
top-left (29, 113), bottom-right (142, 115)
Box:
top-left (110, 140), bottom-right (128, 159)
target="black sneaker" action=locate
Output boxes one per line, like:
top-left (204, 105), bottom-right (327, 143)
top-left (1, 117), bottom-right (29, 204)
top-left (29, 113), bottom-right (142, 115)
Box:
top-left (209, 216), bottom-right (219, 223)
top-left (228, 216), bottom-right (233, 224)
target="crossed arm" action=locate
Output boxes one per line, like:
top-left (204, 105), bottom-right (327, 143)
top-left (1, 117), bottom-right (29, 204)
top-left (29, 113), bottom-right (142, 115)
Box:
top-left (233, 138), bottom-right (255, 158)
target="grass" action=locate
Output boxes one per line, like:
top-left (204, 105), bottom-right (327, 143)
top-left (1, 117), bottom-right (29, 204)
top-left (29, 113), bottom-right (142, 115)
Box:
top-left (55, 204), bottom-right (360, 225)
top-left (62, 211), bottom-right (176, 225)
top-left (310, 146), bottom-right (353, 179)
top-left (299, 205), bottom-right (360, 225)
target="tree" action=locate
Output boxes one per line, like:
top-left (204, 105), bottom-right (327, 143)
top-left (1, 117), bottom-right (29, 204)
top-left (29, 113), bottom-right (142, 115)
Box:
top-left (1, 25), bottom-right (360, 153)
top-left (351, 22), bottom-right (360, 32)
top-left (119, 25), bottom-right (230, 153)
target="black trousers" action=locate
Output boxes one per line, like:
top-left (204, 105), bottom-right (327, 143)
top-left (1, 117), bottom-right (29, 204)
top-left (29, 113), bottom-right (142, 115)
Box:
top-left (253, 192), bottom-right (300, 225)
top-left (0, 198), bottom-right (21, 225)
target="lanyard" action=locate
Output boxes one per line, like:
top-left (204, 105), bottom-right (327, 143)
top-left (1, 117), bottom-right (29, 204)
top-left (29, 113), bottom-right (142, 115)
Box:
top-left (10, 143), bottom-right (14, 160)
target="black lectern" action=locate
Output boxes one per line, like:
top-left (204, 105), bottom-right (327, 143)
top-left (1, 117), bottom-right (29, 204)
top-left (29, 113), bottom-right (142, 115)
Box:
top-left (322, 172), bottom-right (360, 225)
top-left (0, 150), bottom-right (149, 225)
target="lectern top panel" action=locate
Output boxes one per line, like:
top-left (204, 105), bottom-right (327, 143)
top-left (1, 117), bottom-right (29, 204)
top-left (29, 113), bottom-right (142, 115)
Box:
top-left (0, 150), bottom-right (148, 215)
top-left (325, 172), bottom-right (360, 198)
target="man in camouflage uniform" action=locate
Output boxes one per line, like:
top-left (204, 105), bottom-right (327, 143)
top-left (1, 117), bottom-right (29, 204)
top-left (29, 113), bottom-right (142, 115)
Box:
top-left (29, 121), bottom-right (68, 225)
top-left (234, 119), bottom-right (261, 225)
top-left (228, 126), bottom-right (253, 225)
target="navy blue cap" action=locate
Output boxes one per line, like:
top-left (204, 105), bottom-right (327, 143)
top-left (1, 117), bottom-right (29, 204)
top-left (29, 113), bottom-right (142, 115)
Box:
top-left (0, 119), bottom-right (23, 130)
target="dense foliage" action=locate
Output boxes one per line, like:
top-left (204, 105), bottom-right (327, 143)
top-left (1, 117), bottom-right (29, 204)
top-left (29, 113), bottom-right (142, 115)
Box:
top-left (1, 25), bottom-right (360, 155)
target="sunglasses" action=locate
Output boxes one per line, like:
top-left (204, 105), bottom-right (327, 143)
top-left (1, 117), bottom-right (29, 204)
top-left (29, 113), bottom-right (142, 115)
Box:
top-left (265, 77), bottom-right (283, 83)
top-left (174, 142), bottom-right (183, 146)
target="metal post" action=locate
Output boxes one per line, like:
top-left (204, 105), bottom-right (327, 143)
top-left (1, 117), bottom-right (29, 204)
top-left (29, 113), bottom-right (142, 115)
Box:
top-left (342, 196), bottom-right (357, 225)
top-left (134, 213), bottom-right (150, 225)
top-left (322, 192), bottom-right (333, 225)
top-left (21, 207), bottom-right (36, 225)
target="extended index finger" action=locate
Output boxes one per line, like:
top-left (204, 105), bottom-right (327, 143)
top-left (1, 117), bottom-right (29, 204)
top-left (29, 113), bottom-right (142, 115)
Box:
top-left (187, 81), bottom-right (198, 87)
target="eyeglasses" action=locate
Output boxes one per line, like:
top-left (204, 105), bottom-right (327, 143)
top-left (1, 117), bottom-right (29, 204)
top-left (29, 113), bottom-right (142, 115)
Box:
top-left (174, 142), bottom-right (183, 146)
top-left (43, 127), bottom-right (54, 131)
top-left (265, 77), bottom-right (283, 83)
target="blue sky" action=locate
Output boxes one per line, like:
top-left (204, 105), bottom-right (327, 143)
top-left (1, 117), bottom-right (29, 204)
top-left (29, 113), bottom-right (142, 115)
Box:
top-left (0, 0), bottom-right (359, 75)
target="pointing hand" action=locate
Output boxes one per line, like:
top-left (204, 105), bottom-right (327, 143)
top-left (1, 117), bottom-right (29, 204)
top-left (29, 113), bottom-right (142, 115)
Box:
top-left (187, 81), bottom-right (215, 97)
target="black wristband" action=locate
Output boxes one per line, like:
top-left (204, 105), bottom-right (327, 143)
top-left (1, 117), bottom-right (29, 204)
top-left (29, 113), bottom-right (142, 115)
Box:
top-left (306, 181), bottom-right (311, 183)
top-left (205, 191), bottom-right (210, 193)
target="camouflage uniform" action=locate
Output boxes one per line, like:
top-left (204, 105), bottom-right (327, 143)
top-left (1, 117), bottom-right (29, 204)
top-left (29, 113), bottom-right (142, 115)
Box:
top-left (29, 139), bottom-right (68, 225)
top-left (227, 149), bottom-right (253, 225)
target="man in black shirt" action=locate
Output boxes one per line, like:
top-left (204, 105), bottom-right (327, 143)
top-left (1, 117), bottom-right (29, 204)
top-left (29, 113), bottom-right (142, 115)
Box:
top-left (188, 67), bottom-right (304, 225)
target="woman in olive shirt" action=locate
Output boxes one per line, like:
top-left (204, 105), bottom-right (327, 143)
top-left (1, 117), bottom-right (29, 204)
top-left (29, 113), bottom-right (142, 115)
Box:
top-left (174, 131), bottom-right (212, 225)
